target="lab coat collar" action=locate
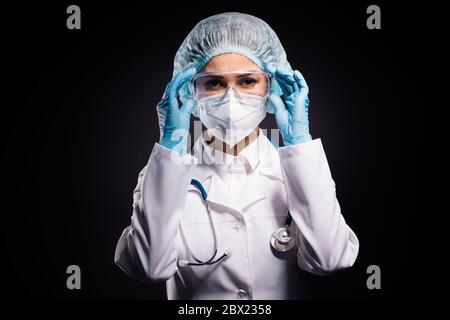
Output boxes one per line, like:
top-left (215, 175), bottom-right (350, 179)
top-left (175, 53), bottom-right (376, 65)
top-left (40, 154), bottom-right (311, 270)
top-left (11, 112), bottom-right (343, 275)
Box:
top-left (189, 169), bottom-right (269, 216)
top-left (187, 169), bottom-right (241, 215)
top-left (194, 128), bottom-right (275, 175)
top-left (190, 128), bottom-right (284, 213)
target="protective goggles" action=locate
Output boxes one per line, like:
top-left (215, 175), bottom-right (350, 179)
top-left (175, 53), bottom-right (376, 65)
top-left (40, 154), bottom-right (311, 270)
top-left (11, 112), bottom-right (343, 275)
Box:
top-left (189, 70), bottom-right (272, 100)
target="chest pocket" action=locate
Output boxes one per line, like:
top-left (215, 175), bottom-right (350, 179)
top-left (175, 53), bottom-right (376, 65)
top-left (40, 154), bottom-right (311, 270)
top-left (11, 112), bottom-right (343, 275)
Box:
top-left (177, 184), bottom-right (241, 262)
top-left (181, 183), bottom-right (239, 224)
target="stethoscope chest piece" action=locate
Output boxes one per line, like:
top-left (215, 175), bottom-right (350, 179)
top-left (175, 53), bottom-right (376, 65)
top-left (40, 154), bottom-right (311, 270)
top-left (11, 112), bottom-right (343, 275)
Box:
top-left (271, 225), bottom-right (294, 252)
top-left (187, 179), bottom-right (295, 262)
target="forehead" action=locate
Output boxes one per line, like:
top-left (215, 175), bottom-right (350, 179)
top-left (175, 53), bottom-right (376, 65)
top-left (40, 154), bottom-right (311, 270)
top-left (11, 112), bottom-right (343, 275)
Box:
top-left (201, 53), bottom-right (262, 72)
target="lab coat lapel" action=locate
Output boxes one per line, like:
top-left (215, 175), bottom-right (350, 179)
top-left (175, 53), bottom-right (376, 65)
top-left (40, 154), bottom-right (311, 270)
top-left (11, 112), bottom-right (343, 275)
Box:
top-left (238, 172), bottom-right (268, 212)
top-left (237, 165), bottom-right (284, 212)
top-left (189, 132), bottom-right (283, 214)
top-left (238, 135), bottom-right (285, 212)
top-left (191, 135), bottom-right (242, 214)
top-left (196, 168), bottom-right (270, 214)
top-left (190, 165), bottom-right (241, 215)
top-left (206, 172), bottom-right (242, 214)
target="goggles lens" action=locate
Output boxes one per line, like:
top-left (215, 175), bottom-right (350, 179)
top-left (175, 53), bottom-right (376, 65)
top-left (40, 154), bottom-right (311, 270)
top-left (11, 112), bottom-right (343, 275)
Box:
top-left (191, 71), bottom-right (271, 99)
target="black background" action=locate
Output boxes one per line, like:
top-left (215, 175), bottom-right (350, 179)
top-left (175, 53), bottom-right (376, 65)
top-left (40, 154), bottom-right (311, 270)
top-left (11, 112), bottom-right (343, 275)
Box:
top-left (0, 1), bottom-right (442, 300)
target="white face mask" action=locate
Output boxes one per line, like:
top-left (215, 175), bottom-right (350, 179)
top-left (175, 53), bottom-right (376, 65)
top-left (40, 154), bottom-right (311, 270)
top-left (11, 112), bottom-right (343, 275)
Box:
top-left (197, 88), bottom-right (267, 147)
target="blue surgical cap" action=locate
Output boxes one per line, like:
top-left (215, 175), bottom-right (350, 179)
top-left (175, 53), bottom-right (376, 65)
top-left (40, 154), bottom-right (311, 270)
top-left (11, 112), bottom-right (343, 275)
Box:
top-left (174, 12), bottom-right (292, 75)
top-left (157, 12), bottom-right (292, 136)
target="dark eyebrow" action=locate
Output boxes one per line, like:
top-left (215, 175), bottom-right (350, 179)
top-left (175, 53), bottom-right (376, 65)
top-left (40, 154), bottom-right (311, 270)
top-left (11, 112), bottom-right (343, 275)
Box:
top-left (203, 75), bottom-right (226, 79)
top-left (236, 73), bottom-right (255, 78)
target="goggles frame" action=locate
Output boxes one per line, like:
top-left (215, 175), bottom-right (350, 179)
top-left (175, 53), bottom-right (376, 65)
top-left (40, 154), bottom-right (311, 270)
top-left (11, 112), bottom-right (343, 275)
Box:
top-left (189, 70), bottom-right (272, 100)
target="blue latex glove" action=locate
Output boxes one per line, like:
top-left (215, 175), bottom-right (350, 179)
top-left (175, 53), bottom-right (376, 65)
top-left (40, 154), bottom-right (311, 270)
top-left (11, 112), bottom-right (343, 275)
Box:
top-left (267, 64), bottom-right (312, 146)
top-left (158, 67), bottom-right (197, 154)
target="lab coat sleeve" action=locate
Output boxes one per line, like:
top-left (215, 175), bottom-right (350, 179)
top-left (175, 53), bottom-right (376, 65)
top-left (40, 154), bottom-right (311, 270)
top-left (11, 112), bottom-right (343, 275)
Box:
top-left (278, 139), bottom-right (359, 275)
top-left (114, 143), bottom-right (196, 282)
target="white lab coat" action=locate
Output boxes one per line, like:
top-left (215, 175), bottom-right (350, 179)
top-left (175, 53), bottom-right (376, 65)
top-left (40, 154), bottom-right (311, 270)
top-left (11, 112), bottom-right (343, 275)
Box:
top-left (114, 131), bottom-right (359, 300)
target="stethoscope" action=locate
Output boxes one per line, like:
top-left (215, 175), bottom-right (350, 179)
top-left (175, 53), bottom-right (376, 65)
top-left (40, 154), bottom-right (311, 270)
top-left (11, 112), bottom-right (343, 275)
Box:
top-left (178, 179), bottom-right (294, 267)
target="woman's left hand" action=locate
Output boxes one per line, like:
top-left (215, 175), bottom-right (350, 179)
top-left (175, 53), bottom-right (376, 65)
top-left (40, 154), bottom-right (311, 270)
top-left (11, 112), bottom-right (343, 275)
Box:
top-left (267, 64), bottom-right (312, 146)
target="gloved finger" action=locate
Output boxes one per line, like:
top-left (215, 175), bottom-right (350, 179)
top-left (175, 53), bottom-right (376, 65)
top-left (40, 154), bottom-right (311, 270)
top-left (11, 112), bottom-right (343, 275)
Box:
top-left (284, 98), bottom-right (296, 113)
top-left (276, 78), bottom-right (294, 97)
top-left (270, 78), bottom-right (283, 96)
top-left (275, 68), bottom-right (295, 83)
top-left (180, 97), bottom-right (196, 117)
top-left (269, 94), bottom-right (290, 130)
top-left (267, 63), bottom-right (295, 82)
top-left (293, 70), bottom-right (309, 97)
top-left (266, 63), bottom-right (274, 75)
top-left (267, 64), bottom-right (285, 96)
top-left (275, 75), bottom-right (295, 97)
top-left (304, 97), bottom-right (310, 111)
top-left (266, 64), bottom-right (295, 96)
top-left (293, 70), bottom-right (309, 90)
top-left (275, 69), bottom-right (297, 95)
top-left (286, 72), bottom-right (309, 112)
top-left (167, 71), bottom-right (181, 110)
top-left (156, 81), bottom-right (170, 109)
top-left (168, 67), bottom-right (197, 107)
top-left (266, 63), bottom-right (277, 76)
top-left (268, 93), bottom-right (288, 118)
top-left (175, 67), bottom-right (197, 94)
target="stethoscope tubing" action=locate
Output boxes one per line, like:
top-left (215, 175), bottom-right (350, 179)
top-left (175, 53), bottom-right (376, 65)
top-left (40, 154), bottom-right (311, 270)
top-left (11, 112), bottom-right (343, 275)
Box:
top-left (179, 178), bottom-right (293, 267)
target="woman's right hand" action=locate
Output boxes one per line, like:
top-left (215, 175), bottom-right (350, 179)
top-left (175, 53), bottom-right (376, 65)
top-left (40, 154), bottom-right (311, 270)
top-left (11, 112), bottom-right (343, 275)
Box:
top-left (158, 67), bottom-right (197, 154)
top-left (267, 64), bottom-right (312, 146)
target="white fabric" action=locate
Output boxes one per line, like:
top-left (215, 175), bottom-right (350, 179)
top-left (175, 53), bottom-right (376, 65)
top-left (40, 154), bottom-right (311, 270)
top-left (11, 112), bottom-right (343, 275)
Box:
top-left (197, 89), bottom-right (267, 147)
top-left (114, 130), bottom-right (359, 300)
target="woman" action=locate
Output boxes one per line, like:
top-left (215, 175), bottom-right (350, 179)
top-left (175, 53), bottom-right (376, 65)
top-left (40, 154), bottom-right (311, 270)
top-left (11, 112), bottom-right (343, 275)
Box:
top-left (114, 12), bottom-right (359, 300)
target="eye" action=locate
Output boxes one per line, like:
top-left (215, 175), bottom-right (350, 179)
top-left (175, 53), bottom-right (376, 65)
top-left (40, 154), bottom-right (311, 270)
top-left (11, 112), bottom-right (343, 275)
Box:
top-left (238, 77), bottom-right (257, 87)
top-left (204, 78), bottom-right (226, 89)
